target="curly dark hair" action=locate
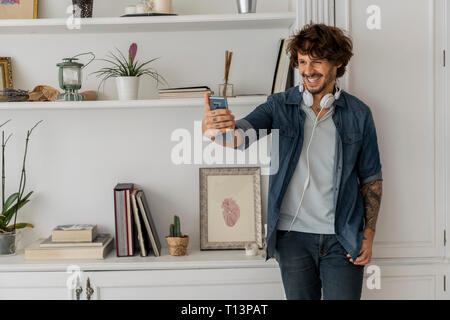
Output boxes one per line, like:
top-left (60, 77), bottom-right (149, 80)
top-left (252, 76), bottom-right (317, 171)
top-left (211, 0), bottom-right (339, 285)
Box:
top-left (287, 23), bottom-right (353, 78)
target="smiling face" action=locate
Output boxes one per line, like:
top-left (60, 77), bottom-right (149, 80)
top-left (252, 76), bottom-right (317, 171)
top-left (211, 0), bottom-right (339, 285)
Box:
top-left (298, 53), bottom-right (341, 95)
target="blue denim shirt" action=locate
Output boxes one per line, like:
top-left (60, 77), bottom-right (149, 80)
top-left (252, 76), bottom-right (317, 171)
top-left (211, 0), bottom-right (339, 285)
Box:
top-left (235, 85), bottom-right (382, 261)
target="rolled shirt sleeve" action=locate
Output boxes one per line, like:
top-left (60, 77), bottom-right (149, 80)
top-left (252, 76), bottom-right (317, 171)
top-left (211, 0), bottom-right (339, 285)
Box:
top-left (357, 109), bottom-right (383, 185)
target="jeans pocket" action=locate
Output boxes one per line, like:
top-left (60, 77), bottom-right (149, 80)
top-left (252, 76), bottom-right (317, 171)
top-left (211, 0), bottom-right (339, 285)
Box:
top-left (276, 230), bottom-right (289, 239)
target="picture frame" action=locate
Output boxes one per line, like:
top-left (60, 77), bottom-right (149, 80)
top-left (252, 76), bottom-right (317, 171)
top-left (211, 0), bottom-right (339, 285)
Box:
top-left (0, 0), bottom-right (38, 19)
top-left (0, 57), bottom-right (12, 91)
top-left (200, 167), bottom-right (262, 250)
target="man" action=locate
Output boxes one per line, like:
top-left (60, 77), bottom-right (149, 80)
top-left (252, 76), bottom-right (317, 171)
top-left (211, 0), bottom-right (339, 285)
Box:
top-left (202, 23), bottom-right (382, 300)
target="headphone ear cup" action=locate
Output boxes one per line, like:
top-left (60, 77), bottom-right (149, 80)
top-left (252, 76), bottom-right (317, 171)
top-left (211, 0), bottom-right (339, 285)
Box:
top-left (302, 90), bottom-right (313, 107)
top-left (320, 93), bottom-right (335, 109)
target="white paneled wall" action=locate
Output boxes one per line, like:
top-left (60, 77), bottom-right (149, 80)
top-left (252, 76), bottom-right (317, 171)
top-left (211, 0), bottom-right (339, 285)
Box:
top-left (296, 0), bottom-right (335, 26)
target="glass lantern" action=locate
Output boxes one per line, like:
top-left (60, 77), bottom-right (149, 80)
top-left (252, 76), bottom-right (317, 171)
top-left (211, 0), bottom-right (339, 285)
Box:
top-left (56, 53), bottom-right (95, 102)
top-left (57, 58), bottom-right (84, 101)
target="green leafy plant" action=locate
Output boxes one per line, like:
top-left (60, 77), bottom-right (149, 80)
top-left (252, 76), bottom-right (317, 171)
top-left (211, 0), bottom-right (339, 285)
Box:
top-left (92, 42), bottom-right (168, 90)
top-left (0, 120), bottom-right (42, 234)
top-left (169, 215), bottom-right (183, 238)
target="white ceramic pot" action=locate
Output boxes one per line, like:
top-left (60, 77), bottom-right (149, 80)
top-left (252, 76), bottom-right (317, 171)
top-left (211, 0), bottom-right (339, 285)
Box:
top-left (116, 76), bottom-right (140, 100)
top-left (152, 0), bottom-right (172, 14)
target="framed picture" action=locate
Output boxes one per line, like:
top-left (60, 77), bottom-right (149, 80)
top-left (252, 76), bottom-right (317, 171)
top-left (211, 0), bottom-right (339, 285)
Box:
top-left (0, 0), bottom-right (38, 19)
top-left (200, 167), bottom-right (262, 250)
top-left (0, 57), bottom-right (12, 91)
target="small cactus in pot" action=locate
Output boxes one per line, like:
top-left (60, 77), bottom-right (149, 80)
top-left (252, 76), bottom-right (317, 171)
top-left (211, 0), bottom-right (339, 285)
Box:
top-left (166, 215), bottom-right (189, 256)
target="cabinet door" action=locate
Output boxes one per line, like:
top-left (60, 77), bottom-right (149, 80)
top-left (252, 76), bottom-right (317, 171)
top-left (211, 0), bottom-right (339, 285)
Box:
top-left (335, 0), bottom-right (444, 258)
top-left (83, 268), bottom-right (284, 300)
top-left (361, 263), bottom-right (442, 300)
top-left (0, 272), bottom-right (73, 300)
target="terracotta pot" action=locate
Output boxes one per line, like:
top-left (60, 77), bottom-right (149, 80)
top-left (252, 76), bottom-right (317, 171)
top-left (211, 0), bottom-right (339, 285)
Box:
top-left (166, 235), bottom-right (189, 256)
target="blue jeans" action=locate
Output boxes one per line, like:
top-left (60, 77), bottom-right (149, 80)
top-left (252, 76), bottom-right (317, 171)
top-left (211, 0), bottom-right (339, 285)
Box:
top-left (275, 230), bottom-right (364, 300)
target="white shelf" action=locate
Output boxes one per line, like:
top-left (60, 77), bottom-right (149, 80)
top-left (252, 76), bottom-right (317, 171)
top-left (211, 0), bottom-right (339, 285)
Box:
top-left (0, 12), bottom-right (296, 34)
top-left (0, 248), bottom-right (277, 272)
top-left (0, 95), bottom-right (267, 110)
top-left (0, 249), bottom-right (445, 273)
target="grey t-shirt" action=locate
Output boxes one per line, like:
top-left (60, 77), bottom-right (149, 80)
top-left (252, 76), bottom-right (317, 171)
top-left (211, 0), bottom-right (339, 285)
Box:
top-left (277, 101), bottom-right (337, 234)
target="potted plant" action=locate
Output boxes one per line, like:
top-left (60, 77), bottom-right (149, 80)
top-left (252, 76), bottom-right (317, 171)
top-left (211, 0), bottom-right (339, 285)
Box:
top-left (92, 43), bottom-right (168, 100)
top-left (0, 120), bottom-right (42, 255)
top-left (166, 215), bottom-right (189, 256)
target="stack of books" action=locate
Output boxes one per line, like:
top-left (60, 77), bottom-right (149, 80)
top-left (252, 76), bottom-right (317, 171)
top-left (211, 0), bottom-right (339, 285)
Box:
top-left (24, 224), bottom-right (113, 260)
top-left (158, 86), bottom-right (212, 99)
top-left (114, 183), bottom-right (161, 257)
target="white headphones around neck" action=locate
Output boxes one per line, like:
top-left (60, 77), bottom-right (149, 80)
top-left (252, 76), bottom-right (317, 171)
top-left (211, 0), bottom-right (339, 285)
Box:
top-left (299, 80), bottom-right (342, 109)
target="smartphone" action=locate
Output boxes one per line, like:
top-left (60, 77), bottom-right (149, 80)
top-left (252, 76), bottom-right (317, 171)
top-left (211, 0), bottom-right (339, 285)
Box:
top-left (208, 96), bottom-right (233, 143)
top-left (209, 96), bottom-right (229, 111)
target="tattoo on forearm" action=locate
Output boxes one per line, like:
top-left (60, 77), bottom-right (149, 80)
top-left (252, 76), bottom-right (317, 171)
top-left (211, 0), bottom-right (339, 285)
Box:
top-left (361, 180), bottom-right (382, 232)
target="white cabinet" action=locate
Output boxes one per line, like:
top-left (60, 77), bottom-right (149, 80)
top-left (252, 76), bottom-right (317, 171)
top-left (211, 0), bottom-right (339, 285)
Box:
top-left (361, 260), bottom-right (445, 300)
top-left (0, 250), bottom-right (284, 300)
top-left (0, 272), bottom-right (69, 300)
top-left (82, 268), bottom-right (284, 300)
top-left (0, 259), bottom-right (447, 300)
top-left (0, 268), bottom-right (284, 300)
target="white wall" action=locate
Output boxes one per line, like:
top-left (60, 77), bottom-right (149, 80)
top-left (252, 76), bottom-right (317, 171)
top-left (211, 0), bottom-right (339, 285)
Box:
top-left (336, 0), bottom-right (443, 258)
top-left (1, 0), bottom-right (289, 251)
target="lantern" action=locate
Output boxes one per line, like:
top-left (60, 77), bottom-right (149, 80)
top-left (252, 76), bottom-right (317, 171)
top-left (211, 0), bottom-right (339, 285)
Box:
top-left (56, 52), bottom-right (94, 101)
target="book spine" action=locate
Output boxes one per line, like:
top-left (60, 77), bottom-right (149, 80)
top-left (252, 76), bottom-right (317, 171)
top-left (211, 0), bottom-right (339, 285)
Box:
top-left (113, 190), bottom-right (120, 256)
top-left (124, 189), bottom-right (130, 256)
top-left (138, 191), bottom-right (161, 257)
top-left (114, 190), bottom-right (128, 257)
top-left (120, 190), bottom-right (127, 256)
top-left (131, 191), bottom-right (147, 257)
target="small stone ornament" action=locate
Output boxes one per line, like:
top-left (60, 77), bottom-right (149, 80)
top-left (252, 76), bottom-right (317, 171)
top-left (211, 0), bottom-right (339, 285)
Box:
top-left (245, 242), bottom-right (259, 256)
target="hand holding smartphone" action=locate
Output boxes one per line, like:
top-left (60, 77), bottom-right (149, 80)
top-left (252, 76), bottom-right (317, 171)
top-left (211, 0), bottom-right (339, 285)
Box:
top-left (203, 93), bottom-right (235, 143)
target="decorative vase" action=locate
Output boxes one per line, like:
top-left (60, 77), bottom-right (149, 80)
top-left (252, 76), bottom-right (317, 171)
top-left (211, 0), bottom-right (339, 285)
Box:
top-left (152, 0), bottom-right (173, 14)
top-left (236, 0), bottom-right (257, 13)
top-left (0, 232), bottom-right (16, 256)
top-left (72, 0), bottom-right (94, 18)
top-left (166, 235), bottom-right (189, 256)
top-left (115, 76), bottom-right (140, 100)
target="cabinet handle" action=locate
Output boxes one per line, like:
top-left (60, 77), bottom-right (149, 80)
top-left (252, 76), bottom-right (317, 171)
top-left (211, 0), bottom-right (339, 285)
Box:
top-left (75, 284), bottom-right (83, 301)
top-left (86, 277), bottom-right (94, 300)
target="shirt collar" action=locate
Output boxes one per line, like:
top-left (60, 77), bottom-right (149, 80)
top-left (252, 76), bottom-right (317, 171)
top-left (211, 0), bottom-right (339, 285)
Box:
top-left (301, 100), bottom-right (335, 122)
top-left (285, 85), bottom-right (347, 108)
